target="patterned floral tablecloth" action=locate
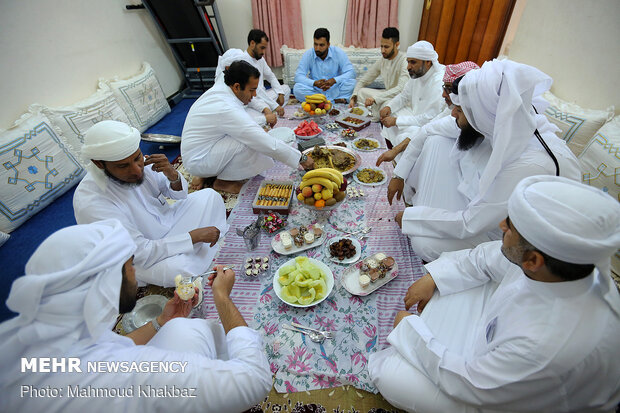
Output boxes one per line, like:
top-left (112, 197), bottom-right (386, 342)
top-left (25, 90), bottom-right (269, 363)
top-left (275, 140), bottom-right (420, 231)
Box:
top-left (197, 105), bottom-right (426, 394)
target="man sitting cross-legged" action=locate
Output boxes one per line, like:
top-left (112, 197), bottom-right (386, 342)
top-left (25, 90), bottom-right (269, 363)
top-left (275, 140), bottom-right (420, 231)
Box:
top-left (0, 219), bottom-right (272, 413)
top-left (182, 60), bottom-right (313, 194)
top-left (73, 120), bottom-right (228, 287)
top-left (369, 176), bottom-right (620, 413)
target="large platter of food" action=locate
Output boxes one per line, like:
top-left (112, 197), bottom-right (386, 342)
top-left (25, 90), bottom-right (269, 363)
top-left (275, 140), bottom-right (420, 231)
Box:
top-left (353, 167), bottom-right (387, 186)
top-left (274, 256), bottom-right (334, 307)
top-left (303, 145), bottom-right (361, 175)
top-left (340, 252), bottom-right (398, 296)
top-left (335, 113), bottom-right (370, 131)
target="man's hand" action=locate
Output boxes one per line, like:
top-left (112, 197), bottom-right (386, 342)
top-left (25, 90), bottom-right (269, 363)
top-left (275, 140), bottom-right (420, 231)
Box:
top-left (275, 106), bottom-right (285, 117)
top-left (387, 177), bottom-right (405, 205)
top-left (393, 310), bottom-right (412, 328)
top-left (395, 211), bottom-right (404, 228)
top-left (376, 149), bottom-right (397, 167)
top-left (189, 226), bottom-right (220, 246)
top-left (349, 96), bottom-right (357, 108)
top-left (300, 155), bottom-right (315, 170)
top-left (321, 78), bottom-right (336, 91)
top-left (404, 273), bottom-right (436, 312)
top-left (313, 79), bottom-right (326, 89)
top-left (381, 116), bottom-right (397, 128)
top-left (265, 112), bottom-right (277, 127)
top-left (158, 289), bottom-right (199, 325)
top-left (276, 94), bottom-right (285, 106)
top-left (208, 265), bottom-right (235, 299)
top-left (379, 106), bottom-right (392, 119)
top-left (145, 154), bottom-right (177, 181)
top-left (364, 97), bottom-right (375, 107)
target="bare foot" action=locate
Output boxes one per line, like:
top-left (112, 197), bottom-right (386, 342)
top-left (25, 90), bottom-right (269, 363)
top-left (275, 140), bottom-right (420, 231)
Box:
top-left (190, 176), bottom-right (206, 191)
top-left (213, 179), bottom-right (246, 194)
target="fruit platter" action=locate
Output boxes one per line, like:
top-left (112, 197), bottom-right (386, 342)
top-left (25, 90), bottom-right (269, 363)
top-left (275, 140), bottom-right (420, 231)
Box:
top-left (296, 168), bottom-right (347, 210)
top-left (274, 256), bottom-right (334, 307)
top-left (294, 120), bottom-right (322, 139)
top-left (300, 93), bottom-right (332, 116)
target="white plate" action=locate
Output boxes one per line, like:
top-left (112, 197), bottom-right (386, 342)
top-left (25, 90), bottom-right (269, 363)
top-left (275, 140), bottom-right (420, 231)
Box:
top-left (353, 167), bottom-right (388, 186)
top-left (269, 127), bottom-right (295, 143)
top-left (352, 137), bottom-right (380, 152)
top-left (324, 236), bottom-right (362, 264)
top-left (273, 257), bottom-right (334, 307)
top-left (294, 126), bottom-right (323, 140)
top-left (122, 295), bottom-right (168, 333)
top-left (348, 106), bottom-right (370, 117)
top-left (271, 226), bottom-right (326, 255)
top-left (341, 253), bottom-right (399, 296)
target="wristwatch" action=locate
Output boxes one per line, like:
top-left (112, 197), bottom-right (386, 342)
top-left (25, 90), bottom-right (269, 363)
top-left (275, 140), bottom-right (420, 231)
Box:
top-left (168, 172), bottom-right (182, 185)
top-left (300, 154), bottom-right (308, 163)
top-left (151, 317), bottom-right (162, 332)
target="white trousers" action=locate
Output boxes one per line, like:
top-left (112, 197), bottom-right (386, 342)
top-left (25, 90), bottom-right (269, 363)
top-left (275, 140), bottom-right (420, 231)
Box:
top-left (135, 189), bottom-right (229, 287)
top-left (147, 318), bottom-right (228, 360)
top-left (381, 107), bottom-right (418, 148)
top-left (265, 84), bottom-right (291, 102)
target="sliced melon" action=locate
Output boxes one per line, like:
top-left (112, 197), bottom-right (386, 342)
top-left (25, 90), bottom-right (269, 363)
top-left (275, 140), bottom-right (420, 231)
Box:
top-left (298, 287), bottom-right (316, 305)
top-left (310, 279), bottom-right (327, 299)
top-left (280, 285), bottom-right (299, 303)
top-left (294, 273), bottom-right (313, 287)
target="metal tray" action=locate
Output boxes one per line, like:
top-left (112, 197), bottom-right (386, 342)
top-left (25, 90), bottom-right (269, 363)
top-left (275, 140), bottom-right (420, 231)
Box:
top-left (302, 145), bottom-right (361, 175)
top-left (141, 133), bottom-right (182, 144)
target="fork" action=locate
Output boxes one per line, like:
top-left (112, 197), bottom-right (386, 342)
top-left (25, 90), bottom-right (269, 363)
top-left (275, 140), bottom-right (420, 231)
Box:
top-left (291, 322), bottom-right (334, 340)
top-left (195, 266), bottom-right (233, 280)
top-left (282, 325), bottom-right (325, 343)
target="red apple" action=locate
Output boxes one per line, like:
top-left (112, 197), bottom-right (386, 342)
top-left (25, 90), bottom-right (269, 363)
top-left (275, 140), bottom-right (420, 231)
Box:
top-left (340, 177), bottom-right (348, 192)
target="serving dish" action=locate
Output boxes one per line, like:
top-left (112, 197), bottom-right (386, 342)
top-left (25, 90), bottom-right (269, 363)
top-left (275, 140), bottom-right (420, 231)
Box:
top-left (122, 295), bottom-right (168, 333)
top-left (353, 167), bottom-right (388, 186)
top-left (268, 127), bottom-right (295, 143)
top-left (273, 257), bottom-right (334, 307)
top-left (324, 236), bottom-right (362, 264)
top-left (348, 106), bottom-right (370, 117)
top-left (352, 137), bottom-right (380, 151)
top-left (340, 253), bottom-right (398, 296)
top-left (302, 145), bottom-right (361, 175)
top-left (271, 225), bottom-right (326, 255)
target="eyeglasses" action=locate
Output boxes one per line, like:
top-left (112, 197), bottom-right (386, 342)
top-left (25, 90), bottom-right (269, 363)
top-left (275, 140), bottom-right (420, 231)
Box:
top-left (442, 84), bottom-right (453, 94)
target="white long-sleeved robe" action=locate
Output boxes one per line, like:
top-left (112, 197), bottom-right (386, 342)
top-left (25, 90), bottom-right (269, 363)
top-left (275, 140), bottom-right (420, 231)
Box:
top-left (73, 166), bottom-right (229, 286)
top-left (381, 64), bottom-right (445, 146)
top-left (1, 318), bottom-right (272, 413)
top-left (244, 51), bottom-right (291, 111)
top-left (394, 121), bottom-right (581, 262)
top-left (369, 241), bottom-right (620, 413)
top-left (181, 82), bottom-right (301, 180)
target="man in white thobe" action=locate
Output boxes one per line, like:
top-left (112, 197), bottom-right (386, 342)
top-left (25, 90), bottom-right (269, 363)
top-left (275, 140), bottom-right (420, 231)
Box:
top-left (395, 59), bottom-right (581, 262)
top-left (369, 175), bottom-right (620, 413)
top-left (182, 61), bottom-right (312, 194)
top-left (73, 120), bottom-right (228, 287)
top-left (0, 219), bottom-right (272, 413)
top-left (379, 41), bottom-right (445, 150)
top-left (244, 29), bottom-right (291, 117)
top-left (349, 27), bottom-right (409, 122)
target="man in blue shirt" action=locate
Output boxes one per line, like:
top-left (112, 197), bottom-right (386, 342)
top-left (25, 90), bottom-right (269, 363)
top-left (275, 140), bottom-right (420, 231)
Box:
top-left (293, 28), bottom-right (356, 103)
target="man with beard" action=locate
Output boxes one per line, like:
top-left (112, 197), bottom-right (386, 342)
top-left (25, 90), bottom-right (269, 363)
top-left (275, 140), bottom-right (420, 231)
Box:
top-left (393, 59), bottom-right (581, 262)
top-left (0, 219), bottom-right (273, 412)
top-left (379, 41), bottom-right (445, 149)
top-left (74, 120), bottom-right (229, 286)
top-left (293, 28), bottom-right (356, 103)
top-left (369, 176), bottom-right (620, 412)
top-left (349, 27), bottom-right (409, 122)
top-left (244, 29), bottom-right (291, 117)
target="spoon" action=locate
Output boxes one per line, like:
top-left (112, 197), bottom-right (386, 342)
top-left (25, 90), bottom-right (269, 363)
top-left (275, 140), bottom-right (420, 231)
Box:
top-left (282, 325), bottom-right (325, 343)
top-left (291, 322), bottom-right (334, 340)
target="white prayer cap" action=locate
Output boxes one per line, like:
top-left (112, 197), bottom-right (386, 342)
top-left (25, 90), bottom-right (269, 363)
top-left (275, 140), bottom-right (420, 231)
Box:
top-left (0, 219), bottom-right (136, 377)
top-left (406, 40), bottom-right (438, 62)
top-left (508, 175), bottom-right (620, 266)
top-left (82, 120), bottom-right (141, 162)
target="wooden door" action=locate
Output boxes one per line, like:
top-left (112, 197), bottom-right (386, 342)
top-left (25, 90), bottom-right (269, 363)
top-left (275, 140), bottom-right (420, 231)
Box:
top-left (418, 0), bottom-right (516, 66)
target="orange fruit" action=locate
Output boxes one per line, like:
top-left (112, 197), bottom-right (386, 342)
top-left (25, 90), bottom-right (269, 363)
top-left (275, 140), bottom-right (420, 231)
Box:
top-left (309, 110), bottom-right (315, 115)
top-left (303, 103), bottom-right (311, 112)
top-left (314, 199), bottom-right (326, 209)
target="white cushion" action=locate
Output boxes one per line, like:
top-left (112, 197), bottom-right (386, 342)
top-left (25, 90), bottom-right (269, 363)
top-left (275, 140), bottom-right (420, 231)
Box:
top-left (579, 116), bottom-right (619, 202)
top-left (280, 45), bottom-right (384, 89)
top-left (100, 62), bottom-right (170, 132)
top-left (32, 90), bottom-right (131, 163)
top-left (543, 91), bottom-right (614, 157)
top-left (0, 113), bottom-right (85, 233)
top-left (0, 231), bottom-right (9, 247)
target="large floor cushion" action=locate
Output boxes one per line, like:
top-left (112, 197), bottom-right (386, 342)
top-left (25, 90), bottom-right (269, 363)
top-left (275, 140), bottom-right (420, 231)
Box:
top-left (579, 116), bottom-right (619, 202)
top-left (0, 113), bottom-right (85, 233)
top-left (100, 62), bottom-right (171, 132)
top-left (543, 91), bottom-right (614, 157)
top-left (281, 45), bottom-right (384, 90)
top-left (31, 90), bottom-right (131, 164)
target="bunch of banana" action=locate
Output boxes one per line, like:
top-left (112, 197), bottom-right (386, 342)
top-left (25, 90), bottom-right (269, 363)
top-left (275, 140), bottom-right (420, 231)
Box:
top-left (297, 168), bottom-right (346, 208)
top-left (305, 93), bottom-right (328, 104)
top-left (300, 168), bottom-right (343, 191)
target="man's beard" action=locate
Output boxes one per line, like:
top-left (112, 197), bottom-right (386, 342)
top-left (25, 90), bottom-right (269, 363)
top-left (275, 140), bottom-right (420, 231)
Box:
top-left (118, 267), bottom-right (137, 314)
top-left (252, 45), bottom-right (263, 60)
top-left (315, 48), bottom-right (328, 59)
top-left (409, 65), bottom-right (426, 79)
top-left (382, 48), bottom-right (395, 59)
top-left (456, 122), bottom-right (483, 151)
top-left (104, 168), bottom-right (144, 187)
top-left (501, 241), bottom-right (525, 267)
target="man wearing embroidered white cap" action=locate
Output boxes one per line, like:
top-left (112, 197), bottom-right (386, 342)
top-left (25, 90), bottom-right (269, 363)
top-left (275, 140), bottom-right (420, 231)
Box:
top-left (379, 40), bottom-right (445, 150)
top-left (73, 120), bottom-right (229, 287)
top-left (0, 219), bottom-right (272, 412)
top-left (395, 59), bottom-right (581, 262)
top-left (370, 176), bottom-right (620, 412)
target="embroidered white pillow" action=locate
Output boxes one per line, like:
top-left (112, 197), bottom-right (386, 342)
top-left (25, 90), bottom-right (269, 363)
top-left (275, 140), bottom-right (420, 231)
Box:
top-left (0, 113), bottom-right (85, 232)
top-left (543, 91), bottom-right (614, 157)
top-left (32, 90), bottom-right (131, 163)
top-left (579, 117), bottom-right (619, 202)
top-left (101, 62), bottom-right (170, 132)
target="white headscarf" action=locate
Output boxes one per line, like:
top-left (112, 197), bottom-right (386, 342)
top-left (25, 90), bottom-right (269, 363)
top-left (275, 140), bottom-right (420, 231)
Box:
top-left (0, 219), bottom-right (136, 383)
top-left (214, 48), bottom-right (255, 84)
top-left (81, 120), bottom-right (141, 190)
top-left (450, 59), bottom-right (568, 201)
top-left (406, 40), bottom-right (439, 67)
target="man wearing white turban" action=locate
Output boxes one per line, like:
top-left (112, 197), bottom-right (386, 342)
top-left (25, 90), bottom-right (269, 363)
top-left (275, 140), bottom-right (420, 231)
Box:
top-left (379, 40), bottom-right (445, 151)
top-left (182, 61), bottom-right (313, 193)
top-left (369, 176), bottom-right (620, 412)
top-left (0, 219), bottom-right (272, 412)
top-left (396, 59), bottom-right (581, 262)
top-left (73, 120), bottom-right (229, 287)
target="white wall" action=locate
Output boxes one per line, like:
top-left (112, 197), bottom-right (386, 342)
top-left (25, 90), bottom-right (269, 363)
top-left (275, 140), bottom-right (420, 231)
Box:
top-left (505, 0), bottom-right (619, 113)
top-left (0, 0), bottom-right (184, 129)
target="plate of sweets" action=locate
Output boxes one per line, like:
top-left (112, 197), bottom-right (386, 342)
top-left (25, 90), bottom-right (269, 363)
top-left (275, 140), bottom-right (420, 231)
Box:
top-left (341, 253), bottom-right (398, 296)
top-left (271, 223), bottom-right (325, 255)
top-left (274, 256), bottom-right (334, 307)
top-left (325, 237), bottom-right (362, 264)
